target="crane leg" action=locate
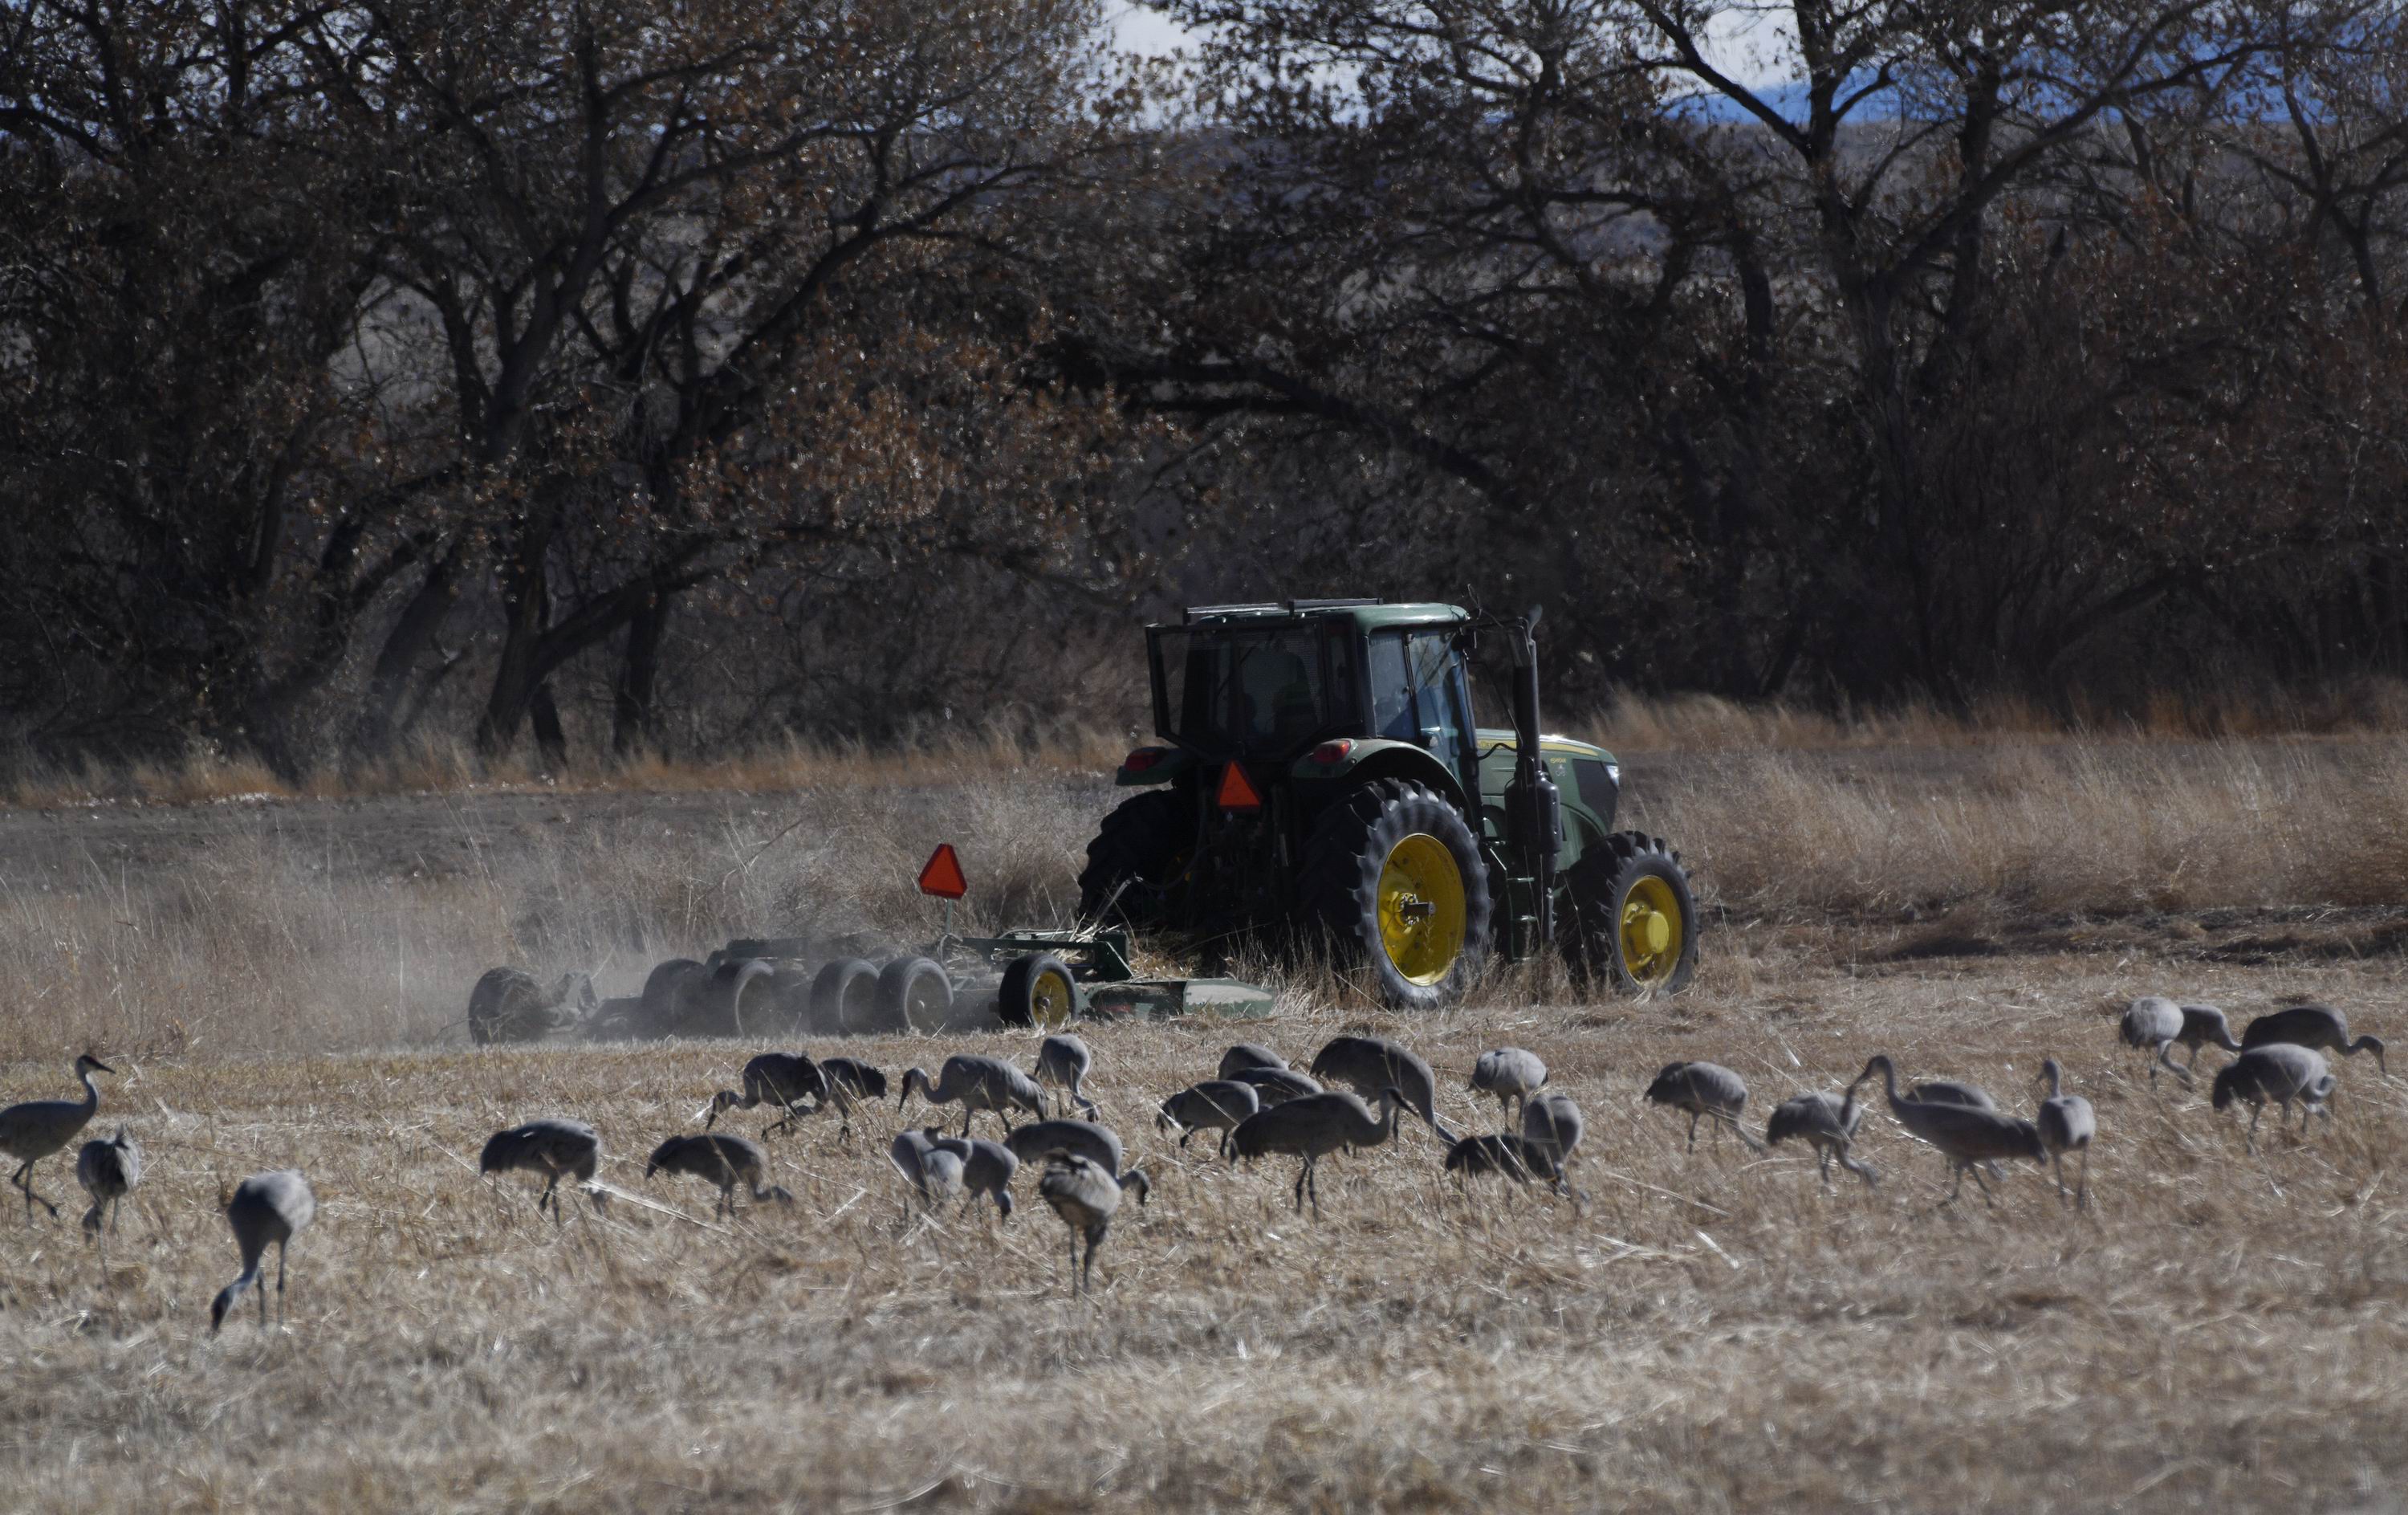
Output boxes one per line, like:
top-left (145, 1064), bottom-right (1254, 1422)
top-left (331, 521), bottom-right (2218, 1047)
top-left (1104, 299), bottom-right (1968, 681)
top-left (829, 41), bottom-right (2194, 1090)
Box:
top-left (1686, 1113), bottom-right (1699, 1152)
top-left (2076, 1147), bottom-right (2089, 1209)
top-left (1065, 1231), bottom-right (1079, 1294)
top-left (1292, 1163), bottom-right (1308, 1214)
top-left (2051, 1154), bottom-right (2068, 1205)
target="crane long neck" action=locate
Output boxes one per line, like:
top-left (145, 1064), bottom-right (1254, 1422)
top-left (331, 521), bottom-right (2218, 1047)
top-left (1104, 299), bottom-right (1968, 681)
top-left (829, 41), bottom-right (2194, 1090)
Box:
top-left (78, 1069), bottom-right (99, 1112)
top-left (1875, 1060), bottom-right (1902, 1108)
top-left (2043, 1063), bottom-right (2062, 1099)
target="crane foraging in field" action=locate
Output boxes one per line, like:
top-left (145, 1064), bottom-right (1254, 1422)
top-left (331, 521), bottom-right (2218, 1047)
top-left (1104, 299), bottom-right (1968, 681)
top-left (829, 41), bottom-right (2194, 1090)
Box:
top-left (1308, 1036), bottom-right (1458, 1143)
top-left (211, 1170), bottom-right (316, 1333)
top-left (480, 1118), bottom-right (605, 1222)
top-left (75, 1127), bottom-right (141, 1268)
top-left (2211, 1045), bottom-right (2337, 1154)
top-left (645, 1134), bottom-right (792, 1217)
top-left (1442, 1134), bottom-right (1562, 1193)
top-left (2119, 996), bottom-right (2189, 1085)
top-left (1468, 1049), bottom-right (1548, 1126)
top-left (1764, 1089), bottom-right (1876, 1188)
top-left (2032, 1060), bottom-right (2095, 1208)
top-left (899, 1056), bottom-right (1046, 1137)
top-left (1032, 1035), bottom-right (1100, 1118)
top-left (1218, 1044), bottom-right (1287, 1080)
top-left (1520, 1091), bottom-right (1587, 1202)
top-left (1037, 1150), bottom-right (1125, 1294)
top-left (815, 1057), bottom-right (887, 1138)
top-left (1001, 1119), bottom-right (1149, 1202)
top-left (0, 1054), bottom-right (112, 1223)
top-left (2170, 1004), bottom-right (2246, 1082)
top-left (1230, 1066), bottom-right (1321, 1106)
top-left (1855, 1055), bottom-right (2046, 1206)
top-left (1227, 1088), bottom-right (1406, 1218)
top-left (1157, 1081), bottom-right (1261, 1158)
top-left (706, 1054), bottom-right (828, 1138)
top-left (2241, 1005), bottom-right (2386, 1077)
top-left (919, 1129), bottom-right (1019, 1220)
top-left (1645, 1062), bottom-right (1765, 1152)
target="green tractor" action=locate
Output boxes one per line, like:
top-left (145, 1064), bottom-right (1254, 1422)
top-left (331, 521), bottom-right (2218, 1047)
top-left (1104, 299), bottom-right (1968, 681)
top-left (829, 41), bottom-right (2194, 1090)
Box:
top-left (1076, 600), bottom-right (1699, 1008)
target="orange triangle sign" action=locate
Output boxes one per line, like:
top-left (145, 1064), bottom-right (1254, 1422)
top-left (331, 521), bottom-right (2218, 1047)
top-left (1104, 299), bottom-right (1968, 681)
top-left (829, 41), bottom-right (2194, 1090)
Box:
top-left (1216, 763), bottom-right (1264, 811)
top-left (917, 843), bottom-right (968, 899)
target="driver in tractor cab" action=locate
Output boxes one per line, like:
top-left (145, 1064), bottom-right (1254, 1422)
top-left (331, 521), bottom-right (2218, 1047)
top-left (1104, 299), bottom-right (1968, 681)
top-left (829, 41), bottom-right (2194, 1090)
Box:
top-left (1241, 648), bottom-right (1320, 747)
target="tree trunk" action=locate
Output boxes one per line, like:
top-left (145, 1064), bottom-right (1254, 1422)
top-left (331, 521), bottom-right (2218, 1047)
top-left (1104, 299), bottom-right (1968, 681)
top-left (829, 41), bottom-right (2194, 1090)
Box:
top-left (350, 540), bottom-right (463, 760)
top-left (529, 682), bottom-right (569, 771)
top-left (612, 591), bottom-right (671, 758)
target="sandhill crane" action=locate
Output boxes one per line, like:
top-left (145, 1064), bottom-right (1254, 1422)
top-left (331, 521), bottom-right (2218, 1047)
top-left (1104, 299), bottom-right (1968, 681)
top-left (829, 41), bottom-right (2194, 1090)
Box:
top-left (1469, 1049), bottom-right (1548, 1125)
top-left (211, 1170), bottom-right (315, 1333)
top-left (479, 1118), bottom-right (604, 1222)
top-left (707, 1053), bottom-right (828, 1138)
top-left (2033, 1059), bottom-right (2095, 1208)
top-left (1907, 1078), bottom-right (1996, 1110)
top-left (889, 1129), bottom-right (946, 1212)
top-left (899, 1056), bottom-right (1045, 1136)
top-left (1309, 1036), bottom-right (1458, 1142)
top-left (919, 1146), bottom-right (966, 1206)
top-left (816, 1057), bottom-right (887, 1138)
top-left (2211, 1045), bottom-right (2336, 1154)
top-left (1764, 1089), bottom-right (1876, 1188)
top-left (1854, 1056), bottom-right (2045, 1206)
top-left (1645, 1062), bottom-right (1766, 1152)
top-left (1003, 1118), bottom-right (1122, 1175)
top-left (2170, 1004), bottom-right (2245, 1081)
top-left (1001, 1118), bottom-right (1149, 1200)
top-left (1442, 1134), bottom-right (1561, 1193)
top-left (2120, 996), bottom-right (2188, 1085)
top-left (1521, 1090), bottom-right (1586, 1202)
top-left (0, 1054), bottom-right (112, 1222)
top-left (1038, 1150), bottom-right (1124, 1294)
top-left (2242, 1005), bottom-right (2386, 1077)
top-left (921, 1130), bottom-right (1019, 1219)
top-left (75, 1127), bottom-right (140, 1268)
top-left (1227, 1087), bottom-right (1405, 1217)
top-left (1032, 1035), bottom-right (1099, 1118)
top-left (1219, 1044), bottom-right (1287, 1080)
top-left (1230, 1067), bottom-right (1321, 1106)
top-left (645, 1133), bottom-right (793, 1216)
top-left (1157, 1081), bottom-right (1261, 1158)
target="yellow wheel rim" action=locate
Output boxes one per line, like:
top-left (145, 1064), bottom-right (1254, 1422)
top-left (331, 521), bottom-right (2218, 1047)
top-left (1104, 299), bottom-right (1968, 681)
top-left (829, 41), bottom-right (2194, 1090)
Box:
top-left (1030, 967), bottom-right (1076, 1030)
top-left (1377, 833), bottom-right (1467, 987)
top-left (1620, 875), bottom-right (1684, 987)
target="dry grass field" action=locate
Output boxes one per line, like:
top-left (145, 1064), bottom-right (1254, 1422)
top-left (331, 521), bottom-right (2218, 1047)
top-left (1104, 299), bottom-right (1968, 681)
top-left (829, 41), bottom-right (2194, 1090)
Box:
top-left (3, 734), bottom-right (2406, 1512)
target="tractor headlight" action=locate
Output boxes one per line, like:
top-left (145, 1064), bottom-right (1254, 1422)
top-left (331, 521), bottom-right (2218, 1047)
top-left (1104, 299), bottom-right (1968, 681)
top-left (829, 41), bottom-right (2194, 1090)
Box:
top-left (1605, 762), bottom-right (1621, 785)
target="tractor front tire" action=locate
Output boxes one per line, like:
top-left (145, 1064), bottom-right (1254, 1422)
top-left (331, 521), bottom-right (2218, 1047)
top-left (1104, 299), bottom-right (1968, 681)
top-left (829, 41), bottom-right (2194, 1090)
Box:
top-left (1076, 789), bottom-right (1193, 927)
top-left (1563, 832), bottom-right (1699, 995)
top-left (1299, 780), bottom-right (1492, 1009)
top-left (997, 953), bottom-right (1079, 1029)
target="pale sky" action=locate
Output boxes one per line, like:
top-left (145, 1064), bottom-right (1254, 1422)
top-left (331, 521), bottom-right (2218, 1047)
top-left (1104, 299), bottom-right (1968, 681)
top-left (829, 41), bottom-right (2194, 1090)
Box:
top-left (1106, 2), bottom-right (1804, 91)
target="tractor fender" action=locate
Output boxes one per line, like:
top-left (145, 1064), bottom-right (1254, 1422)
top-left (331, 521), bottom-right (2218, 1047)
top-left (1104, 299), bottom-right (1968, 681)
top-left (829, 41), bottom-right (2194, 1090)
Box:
top-left (1113, 745), bottom-right (1198, 787)
top-left (1290, 739), bottom-right (1470, 812)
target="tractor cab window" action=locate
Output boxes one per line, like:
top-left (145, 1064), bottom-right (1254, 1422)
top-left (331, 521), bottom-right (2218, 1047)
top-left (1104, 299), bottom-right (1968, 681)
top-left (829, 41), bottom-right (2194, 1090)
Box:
top-left (1369, 630), bottom-right (1472, 768)
top-left (1152, 624), bottom-right (1360, 758)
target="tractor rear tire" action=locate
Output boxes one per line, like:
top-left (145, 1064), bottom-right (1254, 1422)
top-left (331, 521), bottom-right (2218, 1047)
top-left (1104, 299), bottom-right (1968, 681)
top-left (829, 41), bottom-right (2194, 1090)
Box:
top-left (997, 953), bottom-right (1079, 1029)
top-left (1298, 780), bottom-right (1492, 1010)
top-left (468, 967), bottom-right (542, 1046)
top-left (811, 957), bottom-right (880, 1036)
top-left (1563, 832), bottom-right (1699, 995)
top-left (639, 958), bottom-right (702, 1039)
top-left (874, 955), bottom-right (953, 1035)
top-left (1076, 789), bottom-right (1194, 927)
top-left (698, 959), bottom-right (778, 1038)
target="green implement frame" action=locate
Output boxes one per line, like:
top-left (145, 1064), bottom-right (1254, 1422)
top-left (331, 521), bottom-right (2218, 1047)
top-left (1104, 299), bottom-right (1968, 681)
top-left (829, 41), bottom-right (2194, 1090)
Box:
top-left (937, 927), bottom-right (1277, 1023)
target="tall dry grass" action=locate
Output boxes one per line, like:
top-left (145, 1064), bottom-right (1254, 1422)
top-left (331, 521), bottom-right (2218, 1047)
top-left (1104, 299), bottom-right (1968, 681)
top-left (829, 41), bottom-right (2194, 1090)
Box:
top-left (6, 736), bottom-right (2408, 1062)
